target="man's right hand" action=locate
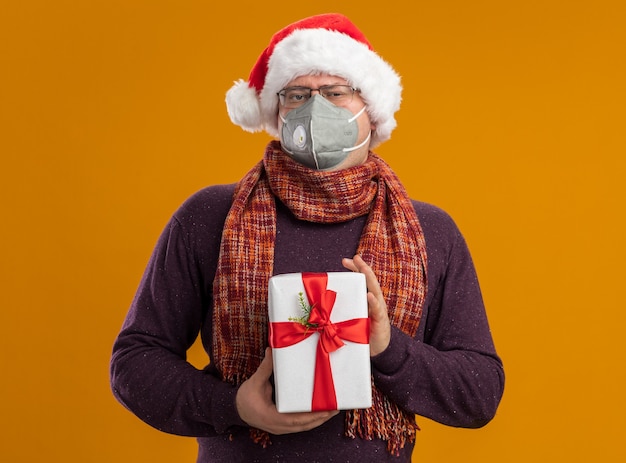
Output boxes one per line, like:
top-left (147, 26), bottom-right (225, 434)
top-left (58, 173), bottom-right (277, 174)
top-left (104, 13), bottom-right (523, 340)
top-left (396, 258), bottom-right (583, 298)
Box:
top-left (235, 348), bottom-right (339, 434)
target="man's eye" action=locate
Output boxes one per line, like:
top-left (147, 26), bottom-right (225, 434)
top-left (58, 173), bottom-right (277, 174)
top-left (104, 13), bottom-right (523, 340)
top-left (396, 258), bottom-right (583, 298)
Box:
top-left (323, 87), bottom-right (349, 99)
top-left (287, 93), bottom-right (307, 101)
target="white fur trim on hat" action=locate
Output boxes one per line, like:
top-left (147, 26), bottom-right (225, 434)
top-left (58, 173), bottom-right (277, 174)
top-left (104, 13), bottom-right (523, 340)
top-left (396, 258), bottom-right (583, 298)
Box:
top-left (225, 79), bottom-right (263, 132)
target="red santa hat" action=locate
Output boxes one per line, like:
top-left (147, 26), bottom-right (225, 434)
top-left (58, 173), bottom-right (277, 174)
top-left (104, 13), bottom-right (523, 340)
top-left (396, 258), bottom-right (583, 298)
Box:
top-left (225, 13), bottom-right (402, 147)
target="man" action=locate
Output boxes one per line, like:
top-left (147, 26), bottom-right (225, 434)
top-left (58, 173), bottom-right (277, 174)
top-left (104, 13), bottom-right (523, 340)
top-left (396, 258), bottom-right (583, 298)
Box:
top-left (111, 13), bottom-right (504, 462)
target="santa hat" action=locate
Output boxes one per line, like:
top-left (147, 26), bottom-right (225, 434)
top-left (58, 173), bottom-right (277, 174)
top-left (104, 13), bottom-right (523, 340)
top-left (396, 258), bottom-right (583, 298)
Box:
top-left (225, 13), bottom-right (402, 147)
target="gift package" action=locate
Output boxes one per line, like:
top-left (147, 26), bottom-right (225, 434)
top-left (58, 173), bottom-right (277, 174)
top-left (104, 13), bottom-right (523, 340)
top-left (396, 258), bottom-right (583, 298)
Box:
top-left (268, 272), bottom-right (372, 413)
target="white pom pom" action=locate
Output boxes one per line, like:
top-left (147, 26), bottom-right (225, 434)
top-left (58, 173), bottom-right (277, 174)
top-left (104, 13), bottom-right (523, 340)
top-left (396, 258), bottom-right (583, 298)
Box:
top-left (225, 79), bottom-right (264, 132)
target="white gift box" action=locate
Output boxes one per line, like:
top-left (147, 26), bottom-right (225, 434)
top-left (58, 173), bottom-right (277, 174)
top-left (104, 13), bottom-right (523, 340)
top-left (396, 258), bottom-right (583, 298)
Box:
top-left (268, 272), bottom-right (372, 413)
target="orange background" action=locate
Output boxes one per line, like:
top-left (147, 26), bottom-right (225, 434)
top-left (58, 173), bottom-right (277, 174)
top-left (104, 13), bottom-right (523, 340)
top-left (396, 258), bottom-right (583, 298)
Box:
top-left (1, 1), bottom-right (624, 461)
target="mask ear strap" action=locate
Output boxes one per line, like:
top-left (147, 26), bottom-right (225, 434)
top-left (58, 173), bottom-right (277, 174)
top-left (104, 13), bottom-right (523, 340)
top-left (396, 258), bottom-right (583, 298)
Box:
top-left (348, 105), bottom-right (367, 123)
top-left (343, 130), bottom-right (371, 153)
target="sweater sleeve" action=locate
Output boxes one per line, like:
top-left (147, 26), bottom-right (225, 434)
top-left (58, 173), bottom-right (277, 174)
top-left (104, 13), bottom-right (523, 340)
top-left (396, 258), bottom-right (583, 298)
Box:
top-left (110, 187), bottom-right (247, 437)
top-left (370, 204), bottom-right (504, 428)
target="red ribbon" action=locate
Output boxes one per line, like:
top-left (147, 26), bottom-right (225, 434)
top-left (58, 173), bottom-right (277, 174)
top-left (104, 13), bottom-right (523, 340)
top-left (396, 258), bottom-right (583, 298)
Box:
top-left (269, 273), bottom-right (370, 411)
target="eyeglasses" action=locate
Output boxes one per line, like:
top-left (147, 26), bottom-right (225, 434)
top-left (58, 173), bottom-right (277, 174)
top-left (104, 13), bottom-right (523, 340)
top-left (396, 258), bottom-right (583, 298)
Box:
top-left (277, 85), bottom-right (359, 109)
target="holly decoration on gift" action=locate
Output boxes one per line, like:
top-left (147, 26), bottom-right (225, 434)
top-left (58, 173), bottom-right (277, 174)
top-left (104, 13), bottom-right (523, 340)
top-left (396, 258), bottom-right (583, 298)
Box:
top-left (288, 292), bottom-right (318, 329)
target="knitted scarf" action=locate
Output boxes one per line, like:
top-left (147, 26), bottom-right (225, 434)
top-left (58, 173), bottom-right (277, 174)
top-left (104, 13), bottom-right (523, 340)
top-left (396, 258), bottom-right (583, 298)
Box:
top-left (212, 141), bottom-right (428, 455)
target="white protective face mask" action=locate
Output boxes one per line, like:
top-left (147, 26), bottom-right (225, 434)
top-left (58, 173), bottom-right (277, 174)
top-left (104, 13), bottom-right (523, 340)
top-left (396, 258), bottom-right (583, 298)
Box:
top-left (279, 95), bottom-right (371, 170)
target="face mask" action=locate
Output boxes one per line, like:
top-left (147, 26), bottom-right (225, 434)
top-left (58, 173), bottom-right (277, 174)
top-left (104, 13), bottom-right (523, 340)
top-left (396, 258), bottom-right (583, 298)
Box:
top-left (279, 95), bottom-right (371, 170)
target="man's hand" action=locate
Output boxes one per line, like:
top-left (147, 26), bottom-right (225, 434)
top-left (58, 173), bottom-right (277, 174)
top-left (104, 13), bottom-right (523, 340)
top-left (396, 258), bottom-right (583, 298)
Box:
top-left (235, 348), bottom-right (339, 434)
top-left (342, 254), bottom-right (391, 356)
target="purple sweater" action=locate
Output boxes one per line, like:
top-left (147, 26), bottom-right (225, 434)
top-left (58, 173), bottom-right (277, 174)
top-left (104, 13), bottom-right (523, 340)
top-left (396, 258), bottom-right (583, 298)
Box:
top-left (110, 183), bottom-right (504, 462)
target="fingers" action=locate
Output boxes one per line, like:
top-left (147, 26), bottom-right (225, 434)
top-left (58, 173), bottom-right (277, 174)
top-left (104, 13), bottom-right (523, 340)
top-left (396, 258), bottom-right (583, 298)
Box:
top-left (342, 255), bottom-right (384, 300)
top-left (256, 347), bottom-right (273, 381)
top-left (236, 347), bottom-right (339, 435)
top-left (258, 349), bottom-right (338, 434)
top-left (342, 255), bottom-right (391, 356)
top-left (270, 410), bottom-right (339, 435)
top-left (341, 256), bottom-right (358, 272)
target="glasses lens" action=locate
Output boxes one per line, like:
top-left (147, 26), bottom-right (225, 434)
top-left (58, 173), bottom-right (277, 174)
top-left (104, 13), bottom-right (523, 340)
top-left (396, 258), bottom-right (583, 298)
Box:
top-left (281, 87), bottom-right (311, 108)
top-left (320, 85), bottom-right (354, 105)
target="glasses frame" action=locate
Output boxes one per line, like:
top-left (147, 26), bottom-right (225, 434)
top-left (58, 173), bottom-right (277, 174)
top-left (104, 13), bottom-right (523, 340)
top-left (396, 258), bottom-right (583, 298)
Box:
top-left (277, 85), bottom-right (359, 109)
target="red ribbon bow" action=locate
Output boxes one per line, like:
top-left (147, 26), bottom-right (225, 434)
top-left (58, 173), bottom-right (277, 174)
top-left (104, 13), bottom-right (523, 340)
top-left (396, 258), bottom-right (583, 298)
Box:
top-left (269, 272), bottom-right (370, 411)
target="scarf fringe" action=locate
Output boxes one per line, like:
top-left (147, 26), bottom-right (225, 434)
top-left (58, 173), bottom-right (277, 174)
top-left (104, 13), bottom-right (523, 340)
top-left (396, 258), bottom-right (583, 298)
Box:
top-left (250, 428), bottom-right (272, 448)
top-left (345, 385), bottom-right (419, 456)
